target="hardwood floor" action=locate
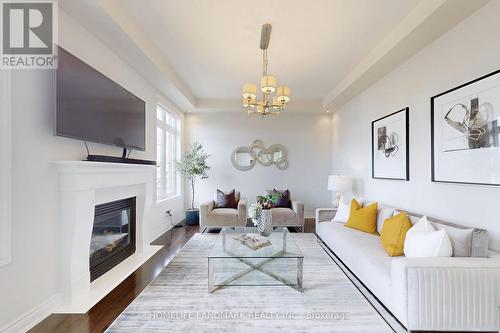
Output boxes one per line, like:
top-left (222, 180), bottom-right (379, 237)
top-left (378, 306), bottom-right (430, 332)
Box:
top-left (29, 223), bottom-right (199, 333)
top-left (29, 219), bottom-right (315, 333)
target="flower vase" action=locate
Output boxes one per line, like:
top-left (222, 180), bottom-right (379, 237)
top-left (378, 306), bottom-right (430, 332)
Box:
top-left (258, 209), bottom-right (273, 237)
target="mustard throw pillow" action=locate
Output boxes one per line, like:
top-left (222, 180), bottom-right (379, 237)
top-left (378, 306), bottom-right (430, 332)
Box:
top-left (380, 213), bottom-right (412, 257)
top-left (345, 199), bottom-right (378, 235)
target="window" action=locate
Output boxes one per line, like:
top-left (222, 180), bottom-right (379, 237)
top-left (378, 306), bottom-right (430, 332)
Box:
top-left (156, 103), bottom-right (181, 201)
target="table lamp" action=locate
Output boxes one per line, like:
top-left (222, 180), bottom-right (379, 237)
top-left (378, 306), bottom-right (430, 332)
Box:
top-left (328, 175), bottom-right (353, 207)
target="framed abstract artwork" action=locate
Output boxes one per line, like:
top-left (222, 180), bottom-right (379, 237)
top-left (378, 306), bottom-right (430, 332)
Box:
top-left (371, 108), bottom-right (409, 180)
top-left (431, 69), bottom-right (500, 186)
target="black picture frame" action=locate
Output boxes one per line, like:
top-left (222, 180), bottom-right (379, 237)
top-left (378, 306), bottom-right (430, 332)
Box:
top-left (431, 68), bottom-right (500, 187)
top-left (371, 107), bottom-right (410, 181)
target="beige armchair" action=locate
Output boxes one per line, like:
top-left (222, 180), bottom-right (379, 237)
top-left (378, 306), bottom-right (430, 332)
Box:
top-left (200, 191), bottom-right (247, 231)
top-left (272, 200), bottom-right (305, 231)
top-left (262, 189), bottom-right (305, 231)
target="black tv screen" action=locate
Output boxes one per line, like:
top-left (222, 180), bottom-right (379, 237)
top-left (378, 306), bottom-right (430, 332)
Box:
top-left (56, 47), bottom-right (146, 151)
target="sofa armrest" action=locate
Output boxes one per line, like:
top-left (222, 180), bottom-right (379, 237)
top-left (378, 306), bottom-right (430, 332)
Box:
top-left (391, 257), bottom-right (500, 331)
top-left (291, 201), bottom-right (304, 225)
top-left (315, 208), bottom-right (337, 231)
top-left (237, 197), bottom-right (247, 217)
top-left (315, 208), bottom-right (336, 222)
top-left (199, 200), bottom-right (215, 228)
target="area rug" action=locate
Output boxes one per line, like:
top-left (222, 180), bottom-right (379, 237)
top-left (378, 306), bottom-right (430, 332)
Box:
top-left (106, 233), bottom-right (394, 333)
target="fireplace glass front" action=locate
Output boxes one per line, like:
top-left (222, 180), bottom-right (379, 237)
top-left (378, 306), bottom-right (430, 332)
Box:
top-left (89, 197), bottom-right (136, 282)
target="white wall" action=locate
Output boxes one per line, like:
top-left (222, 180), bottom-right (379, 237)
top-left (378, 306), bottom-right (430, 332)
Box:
top-left (0, 9), bottom-right (184, 331)
top-left (331, 1), bottom-right (500, 251)
top-left (0, 70), bottom-right (12, 269)
top-left (185, 113), bottom-right (332, 217)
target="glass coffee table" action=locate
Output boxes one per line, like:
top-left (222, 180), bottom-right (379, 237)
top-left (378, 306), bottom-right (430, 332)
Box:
top-left (208, 227), bottom-right (303, 293)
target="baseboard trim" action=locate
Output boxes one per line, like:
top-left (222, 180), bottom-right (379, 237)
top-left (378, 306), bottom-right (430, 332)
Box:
top-left (0, 294), bottom-right (61, 333)
top-left (149, 217), bottom-right (185, 242)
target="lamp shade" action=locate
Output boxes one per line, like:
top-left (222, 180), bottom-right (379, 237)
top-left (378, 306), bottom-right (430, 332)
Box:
top-left (260, 75), bottom-right (276, 93)
top-left (242, 83), bottom-right (257, 100)
top-left (328, 175), bottom-right (352, 192)
top-left (276, 86), bottom-right (291, 103)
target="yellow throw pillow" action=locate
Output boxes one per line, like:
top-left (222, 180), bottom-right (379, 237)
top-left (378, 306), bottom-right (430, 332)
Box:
top-left (380, 213), bottom-right (412, 257)
top-left (345, 199), bottom-right (378, 235)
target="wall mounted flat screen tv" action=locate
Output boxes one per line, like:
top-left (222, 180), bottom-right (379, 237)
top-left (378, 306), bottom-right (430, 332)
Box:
top-left (56, 47), bottom-right (146, 151)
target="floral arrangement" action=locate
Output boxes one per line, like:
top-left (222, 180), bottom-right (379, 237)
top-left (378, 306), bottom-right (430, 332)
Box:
top-left (248, 193), bottom-right (279, 226)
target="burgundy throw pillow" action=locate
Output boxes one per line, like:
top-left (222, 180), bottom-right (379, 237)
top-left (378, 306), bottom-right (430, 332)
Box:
top-left (273, 189), bottom-right (291, 208)
top-left (216, 189), bottom-right (237, 209)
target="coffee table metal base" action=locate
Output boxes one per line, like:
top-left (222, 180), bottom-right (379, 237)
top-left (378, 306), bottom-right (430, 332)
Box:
top-left (208, 252), bottom-right (303, 293)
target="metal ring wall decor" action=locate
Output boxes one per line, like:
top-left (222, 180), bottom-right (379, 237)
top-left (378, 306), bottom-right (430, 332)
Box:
top-left (231, 140), bottom-right (288, 171)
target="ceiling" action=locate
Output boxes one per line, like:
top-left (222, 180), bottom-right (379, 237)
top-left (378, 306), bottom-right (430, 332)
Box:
top-left (59, 0), bottom-right (489, 112)
top-left (116, 0), bottom-right (419, 100)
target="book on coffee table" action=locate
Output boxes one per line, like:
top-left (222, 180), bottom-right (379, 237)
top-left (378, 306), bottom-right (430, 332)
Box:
top-left (233, 234), bottom-right (272, 250)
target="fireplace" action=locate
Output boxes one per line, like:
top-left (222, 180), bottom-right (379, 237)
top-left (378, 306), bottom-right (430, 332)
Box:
top-left (90, 197), bottom-right (136, 282)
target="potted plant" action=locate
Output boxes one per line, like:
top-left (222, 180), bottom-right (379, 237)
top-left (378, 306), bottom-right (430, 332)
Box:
top-left (176, 142), bottom-right (210, 225)
top-left (248, 193), bottom-right (279, 236)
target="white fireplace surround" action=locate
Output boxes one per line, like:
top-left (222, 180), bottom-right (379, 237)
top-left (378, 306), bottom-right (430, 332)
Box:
top-left (53, 161), bottom-right (162, 313)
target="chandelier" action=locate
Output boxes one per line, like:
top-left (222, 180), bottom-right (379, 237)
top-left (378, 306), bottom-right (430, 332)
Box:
top-left (242, 24), bottom-right (291, 116)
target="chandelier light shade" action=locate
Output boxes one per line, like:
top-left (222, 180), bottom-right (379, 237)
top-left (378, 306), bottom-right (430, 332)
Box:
top-left (276, 86), bottom-right (291, 103)
top-left (242, 83), bottom-right (257, 100)
top-left (241, 23), bottom-right (292, 117)
top-left (260, 75), bottom-right (276, 93)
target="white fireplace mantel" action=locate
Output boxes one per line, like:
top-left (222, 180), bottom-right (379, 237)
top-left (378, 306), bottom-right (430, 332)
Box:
top-left (53, 161), bottom-right (162, 313)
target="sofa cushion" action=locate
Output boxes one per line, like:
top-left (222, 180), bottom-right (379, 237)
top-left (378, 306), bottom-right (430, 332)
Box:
top-left (380, 213), bottom-right (412, 257)
top-left (209, 208), bottom-right (237, 217)
top-left (346, 200), bottom-right (378, 235)
top-left (404, 216), bottom-right (452, 258)
top-left (208, 208), bottom-right (238, 225)
top-left (316, 221), bottom-right (392, 307)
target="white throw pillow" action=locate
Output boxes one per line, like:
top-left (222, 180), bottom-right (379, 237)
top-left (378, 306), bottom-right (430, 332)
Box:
top-left (404, 216), bottom-right (452, 257)
top-left (376, 206), bottom-right (395, 234)
top-left (332, 200), bottom-right (350, 223)
top-left (393, 210), bottom-right (419, 225)
top-left (331, 196), bottom-right (362, 223)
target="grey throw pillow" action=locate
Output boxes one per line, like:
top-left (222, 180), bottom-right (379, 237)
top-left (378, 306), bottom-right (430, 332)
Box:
top-left (399, 211), bottom-right (490, 257)
top-left (471, 229), bottom-right (490, 257)
top-left (430, 220), bottom-right (489, 258)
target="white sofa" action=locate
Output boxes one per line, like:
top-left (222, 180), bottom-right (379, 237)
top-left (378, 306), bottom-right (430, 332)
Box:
top-left (316, 207), bottom-right (500, 332)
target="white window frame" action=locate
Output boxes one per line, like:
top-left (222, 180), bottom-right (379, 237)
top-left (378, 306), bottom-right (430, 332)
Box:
top-left (0, 70), bottom-right (12, 268)
top-left (156, 100), bottom-right (181, 202)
